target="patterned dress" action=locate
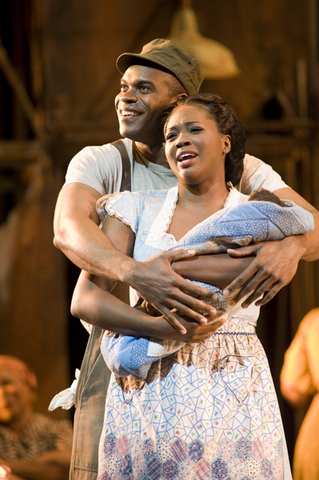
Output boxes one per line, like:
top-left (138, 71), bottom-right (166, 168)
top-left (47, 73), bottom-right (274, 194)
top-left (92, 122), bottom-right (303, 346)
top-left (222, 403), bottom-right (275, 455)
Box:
top-left (98, 187), bottom-right (292, 480)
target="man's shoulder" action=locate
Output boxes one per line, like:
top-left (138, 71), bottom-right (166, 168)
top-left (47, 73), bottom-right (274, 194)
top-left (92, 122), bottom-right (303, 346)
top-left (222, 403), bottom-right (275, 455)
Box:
top-left (78, 138), bottom-right (133, 159)
top-left (243, 153), bottom-right (263, 168)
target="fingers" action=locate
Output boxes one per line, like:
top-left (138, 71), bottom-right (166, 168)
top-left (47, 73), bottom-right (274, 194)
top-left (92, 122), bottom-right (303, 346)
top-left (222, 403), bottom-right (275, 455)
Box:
top-left (227, 244), bottom-right (260, 258)
top-left (159, 307), bottom-right (188, 334)
top-left (182, 316), bottom-right (227, 342)
top-left (254, 282), bottom-right (282, 306)
top-left (165, 248), bottom-right (197, 263)
top-left (154, 297), bottom-right (216, 331)
top-left (223, 262), bottom-right (260, 299)
top-left (229, 269), bottom-right (284, 308)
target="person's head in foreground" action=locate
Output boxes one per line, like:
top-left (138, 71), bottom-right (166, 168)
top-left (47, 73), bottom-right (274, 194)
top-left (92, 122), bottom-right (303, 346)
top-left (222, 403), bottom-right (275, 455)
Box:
top-left (163, 93), bottom-right (246, 188)
top-left (0, 355), bottom-right (37, 432)
top-left (115, 38), bottom-right (204, 146)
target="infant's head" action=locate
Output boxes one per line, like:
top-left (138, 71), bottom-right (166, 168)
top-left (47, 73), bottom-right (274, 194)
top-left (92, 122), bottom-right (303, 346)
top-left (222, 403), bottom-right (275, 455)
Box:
top-left (246, 187), bottom-right (287, 207)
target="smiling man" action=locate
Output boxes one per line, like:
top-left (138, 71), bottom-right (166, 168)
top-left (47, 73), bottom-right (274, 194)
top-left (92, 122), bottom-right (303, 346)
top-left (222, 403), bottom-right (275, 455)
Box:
top-left (53, 38), bottom-right (319, 479)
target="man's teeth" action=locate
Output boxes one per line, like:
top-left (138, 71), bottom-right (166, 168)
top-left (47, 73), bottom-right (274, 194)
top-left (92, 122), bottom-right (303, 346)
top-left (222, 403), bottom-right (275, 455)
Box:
top-left (122, 110), bottom-right (137, 117)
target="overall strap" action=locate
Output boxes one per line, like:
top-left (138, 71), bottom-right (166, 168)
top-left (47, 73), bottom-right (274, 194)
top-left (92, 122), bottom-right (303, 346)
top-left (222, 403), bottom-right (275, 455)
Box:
top-left (111, 139), bottom-right (131, 192)
top-left (109, 139), bottom-right (131, 305)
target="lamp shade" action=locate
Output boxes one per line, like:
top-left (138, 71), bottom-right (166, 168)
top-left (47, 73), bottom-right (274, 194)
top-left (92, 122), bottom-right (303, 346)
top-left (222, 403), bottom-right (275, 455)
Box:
top-left (167, 5), bottom-right (240, 79)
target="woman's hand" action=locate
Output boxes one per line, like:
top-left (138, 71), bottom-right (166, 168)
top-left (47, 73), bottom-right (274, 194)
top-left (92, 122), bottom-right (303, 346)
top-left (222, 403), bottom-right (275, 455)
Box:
top-left (152, 309), bottom-right (226, 343)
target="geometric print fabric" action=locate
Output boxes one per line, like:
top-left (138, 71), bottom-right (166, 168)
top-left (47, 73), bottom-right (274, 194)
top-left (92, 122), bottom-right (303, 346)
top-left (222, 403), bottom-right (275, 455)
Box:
top-left (98, 318), bottom-right (290, 479)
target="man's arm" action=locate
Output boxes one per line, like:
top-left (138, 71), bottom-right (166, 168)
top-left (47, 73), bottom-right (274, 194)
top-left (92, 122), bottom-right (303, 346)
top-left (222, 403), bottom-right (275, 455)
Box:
top-left (0, 449), bottom-right (71, 480)
top-left (172, 253), bottom-right (253, 289)
top-left (223, 187), bottom-right (319, 307)
top-left (54, 183), bottom-right (222, 326)
top-left (53, 183), bottom-right (115, 277)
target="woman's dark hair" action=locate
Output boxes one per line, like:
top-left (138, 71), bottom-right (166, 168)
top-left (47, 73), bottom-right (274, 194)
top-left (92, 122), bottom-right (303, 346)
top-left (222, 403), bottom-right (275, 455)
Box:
top-left (163, 93), bottom-right (246, 186)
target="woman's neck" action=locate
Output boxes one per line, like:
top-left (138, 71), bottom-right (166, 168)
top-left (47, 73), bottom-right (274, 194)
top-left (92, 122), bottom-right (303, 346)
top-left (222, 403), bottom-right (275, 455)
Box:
top-left (177, 180), bottom-right (229, 212)
top-left (167, 181), bottom-right (230, 242)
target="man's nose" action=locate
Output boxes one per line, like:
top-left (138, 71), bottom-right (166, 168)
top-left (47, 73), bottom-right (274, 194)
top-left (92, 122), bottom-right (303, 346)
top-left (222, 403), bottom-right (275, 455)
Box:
top-left (118, 87), bottom-right (138, 103)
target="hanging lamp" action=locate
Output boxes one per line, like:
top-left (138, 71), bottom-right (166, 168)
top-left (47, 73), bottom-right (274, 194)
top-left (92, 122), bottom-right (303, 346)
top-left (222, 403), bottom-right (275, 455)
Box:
top-left (166, 0), bottom-right (240, 79)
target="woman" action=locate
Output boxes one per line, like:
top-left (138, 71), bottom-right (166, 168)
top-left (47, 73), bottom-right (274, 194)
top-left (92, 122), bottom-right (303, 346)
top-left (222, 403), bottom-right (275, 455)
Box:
top-left (71, 94), bottom-right (292, 479)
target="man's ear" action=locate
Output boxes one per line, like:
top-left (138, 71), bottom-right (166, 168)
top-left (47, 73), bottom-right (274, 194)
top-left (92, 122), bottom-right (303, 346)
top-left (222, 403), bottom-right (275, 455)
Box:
top-left (223, 135), bottom-right (231, 154)
top-left (176, 92), bottom-right (188, 101)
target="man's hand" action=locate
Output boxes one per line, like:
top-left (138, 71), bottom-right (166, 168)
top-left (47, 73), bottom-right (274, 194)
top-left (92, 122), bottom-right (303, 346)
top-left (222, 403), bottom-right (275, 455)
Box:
top-left (130, 249), bottom-right (218, 333)
top-left (223, 235), bottom-right (306, 308)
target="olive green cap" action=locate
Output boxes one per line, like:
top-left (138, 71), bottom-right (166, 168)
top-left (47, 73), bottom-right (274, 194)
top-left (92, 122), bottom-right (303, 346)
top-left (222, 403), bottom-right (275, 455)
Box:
top-left (116, 38), bottom-right (204, 96)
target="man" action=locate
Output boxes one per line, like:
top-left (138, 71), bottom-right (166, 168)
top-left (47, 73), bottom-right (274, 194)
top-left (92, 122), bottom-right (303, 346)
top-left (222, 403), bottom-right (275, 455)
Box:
top-left (53, 39), bottom-right (319, 479)
top-left (0, 355), bottom-right (72, 480)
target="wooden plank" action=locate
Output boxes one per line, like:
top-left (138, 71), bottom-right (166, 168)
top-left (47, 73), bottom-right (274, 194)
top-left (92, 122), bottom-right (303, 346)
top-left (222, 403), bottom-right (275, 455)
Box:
top-left (0, 140), bottom-right (45, 166)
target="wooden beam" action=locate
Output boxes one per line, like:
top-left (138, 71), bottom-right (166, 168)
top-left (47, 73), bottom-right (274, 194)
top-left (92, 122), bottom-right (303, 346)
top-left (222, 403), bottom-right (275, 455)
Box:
top-left (0, 38), bottom-right (48, 143)
top-left (0, 140), bottom-right (45, 167)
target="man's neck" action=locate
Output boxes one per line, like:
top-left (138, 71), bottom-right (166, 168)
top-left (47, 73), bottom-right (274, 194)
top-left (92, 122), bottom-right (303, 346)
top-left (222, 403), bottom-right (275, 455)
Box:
top-left (134, 142), bottom-right (169, 168)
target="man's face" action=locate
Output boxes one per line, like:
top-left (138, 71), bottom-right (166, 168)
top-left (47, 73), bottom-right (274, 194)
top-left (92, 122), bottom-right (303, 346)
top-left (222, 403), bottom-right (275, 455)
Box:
top-left (0, 360), bottom-right (35, 428)
top-left (115, 65), bottom-right (182, 146)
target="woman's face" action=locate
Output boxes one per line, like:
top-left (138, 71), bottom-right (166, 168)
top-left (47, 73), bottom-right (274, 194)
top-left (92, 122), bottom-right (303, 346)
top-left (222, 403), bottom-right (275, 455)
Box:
top-left (164, 105), bottom-right (230, 187)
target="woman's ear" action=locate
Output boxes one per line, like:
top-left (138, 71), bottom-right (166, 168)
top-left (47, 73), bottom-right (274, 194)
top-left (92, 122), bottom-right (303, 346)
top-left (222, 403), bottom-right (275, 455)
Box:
top-left (223, 135), bottom-right (231, 154)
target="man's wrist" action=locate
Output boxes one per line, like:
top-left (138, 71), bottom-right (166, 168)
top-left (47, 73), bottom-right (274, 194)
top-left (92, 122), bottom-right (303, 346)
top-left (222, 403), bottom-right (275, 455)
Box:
top-left (122, 257), bottom-right (146, 290)
top-left (283, 234), bottom-right (307, 261)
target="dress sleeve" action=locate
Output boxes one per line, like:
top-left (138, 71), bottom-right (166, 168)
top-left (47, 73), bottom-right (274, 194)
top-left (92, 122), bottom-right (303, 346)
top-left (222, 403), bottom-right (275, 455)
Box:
top-left (103, 191), bottom-right (143, 233)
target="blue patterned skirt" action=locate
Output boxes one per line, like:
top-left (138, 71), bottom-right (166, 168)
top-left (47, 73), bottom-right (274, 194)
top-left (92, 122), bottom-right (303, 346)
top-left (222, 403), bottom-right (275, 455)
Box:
top-left (98, 317), bottom-right (291, 480)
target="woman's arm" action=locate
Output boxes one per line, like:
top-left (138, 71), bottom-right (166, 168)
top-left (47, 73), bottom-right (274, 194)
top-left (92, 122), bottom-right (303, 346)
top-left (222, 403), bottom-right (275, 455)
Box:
top-left (71, 215), bottom-right (225, 339)
top-left (71, 269), bottom-right (225, 342)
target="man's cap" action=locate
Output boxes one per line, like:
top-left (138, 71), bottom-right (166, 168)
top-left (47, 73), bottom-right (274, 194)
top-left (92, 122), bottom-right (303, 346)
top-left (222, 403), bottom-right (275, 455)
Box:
top-left (116, 38), bottom-right (204, 96)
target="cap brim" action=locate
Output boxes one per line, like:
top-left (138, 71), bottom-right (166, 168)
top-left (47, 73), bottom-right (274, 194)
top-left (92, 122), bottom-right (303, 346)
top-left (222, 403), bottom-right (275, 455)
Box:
top-left (116, 53), bottom-right (174, 77)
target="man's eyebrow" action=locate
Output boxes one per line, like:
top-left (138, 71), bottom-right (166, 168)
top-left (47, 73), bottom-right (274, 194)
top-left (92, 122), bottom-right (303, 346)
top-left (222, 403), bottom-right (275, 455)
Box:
top-left (120, 78), bottom-right (155, 88)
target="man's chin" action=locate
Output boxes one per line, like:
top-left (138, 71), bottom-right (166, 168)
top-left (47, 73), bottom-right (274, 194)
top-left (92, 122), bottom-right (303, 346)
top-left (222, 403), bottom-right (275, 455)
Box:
top-left (119, 125), bottom-right (138, 140)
